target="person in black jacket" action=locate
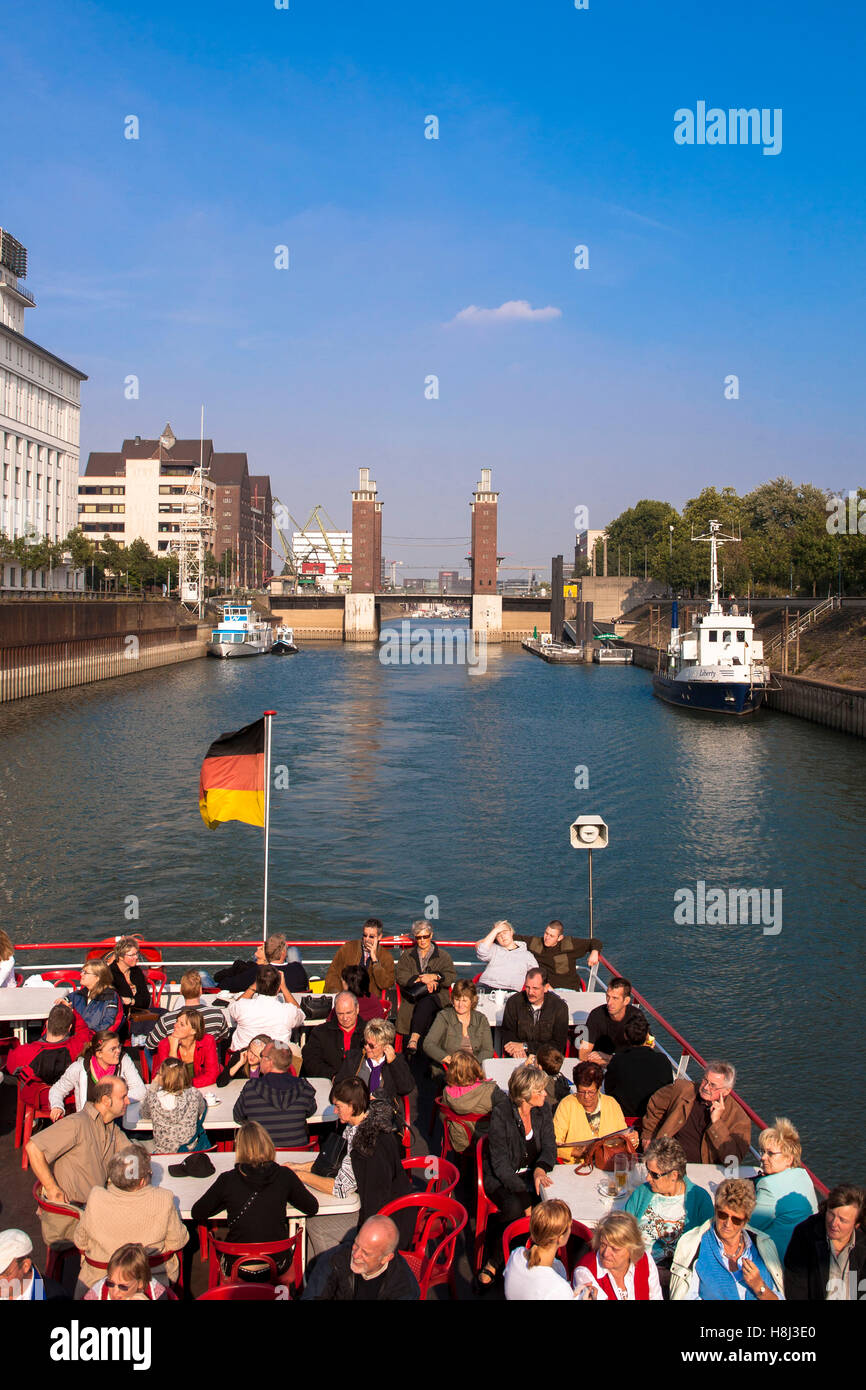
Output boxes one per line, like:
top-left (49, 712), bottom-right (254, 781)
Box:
top-left (516, 920), bottom-right (602, 992)
top-left (784, 1185), bottom-right (866, 1300)
top-left (301, 1215), bottom-right (420, 1300)
top-left (332, 1019), bottom-right (417, 1119)
top-left (478, 1063), bottom-right (556, 1287)
top-left (603, 1013), bottom-right (673, 1120)
top-left (190, 1120), bottom-right (319, 1274)
top-left (287, 1079), bottom-right (411, 1260)
top-left (214, 934), bottom-right (310, 997)
top-left (501, 968), bottom-right (569, 1059)
top-left (106, 937), bottom-right (152, 1035)
top-left (300, 993), bottom-right (365, 1079)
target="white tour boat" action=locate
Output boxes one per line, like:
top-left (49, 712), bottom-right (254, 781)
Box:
top-left (207, 604), bottom-right (274, 658)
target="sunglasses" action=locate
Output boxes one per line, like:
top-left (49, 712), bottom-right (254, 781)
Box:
top-left (104, 1279), bottom-right (135, 1291)
top-left (415, 933), bottom-right (432, 940)
top-left (646, 1167), bottom-right (672, 1180)
top-left (716, 1209), bottom-right (747, 1226)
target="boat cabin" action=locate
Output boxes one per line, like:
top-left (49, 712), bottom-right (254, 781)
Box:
top-left (680, 613), bottom-right (763, 669)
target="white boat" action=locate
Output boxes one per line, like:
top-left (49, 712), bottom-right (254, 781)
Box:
top-left (653, 521), bottom-right (770, 714)
top-left (207, 604), bottom-right (274, 658)
top-left (593, 640), bottom-right (633, 665)
top-left (271, 625), bottom-right (299, 655)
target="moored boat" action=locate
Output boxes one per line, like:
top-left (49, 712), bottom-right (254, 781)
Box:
top-left (653, 521), bottom-right (769, 715)
top-left (207, 604), bottom-right (273, 658)
top-left (271, 625), bottom-right (298, 655)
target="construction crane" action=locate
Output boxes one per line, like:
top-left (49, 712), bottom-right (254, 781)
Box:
top-left (271, 499), bottom-right (352, 592)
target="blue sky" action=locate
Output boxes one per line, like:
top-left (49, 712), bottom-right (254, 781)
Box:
top-left (2, 0), bottom-right (863, 573)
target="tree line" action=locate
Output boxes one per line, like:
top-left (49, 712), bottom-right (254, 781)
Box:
top-left (591, 479), bottom-right (866, 597)
top-left (0, 529), bottom-right (234, 592)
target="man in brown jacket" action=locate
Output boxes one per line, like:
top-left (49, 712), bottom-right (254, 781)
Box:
top-left (641, 1061), bottom-right (751, 1165)
top-left (324, 918), bottom-right (395, 994)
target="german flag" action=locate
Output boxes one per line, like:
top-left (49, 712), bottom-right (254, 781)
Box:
top-left (199, 717), bottom-right (265, 830)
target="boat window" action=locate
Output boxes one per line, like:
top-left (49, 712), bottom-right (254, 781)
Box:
top-left (707, 631), bottom-right (718, 643)
top-left (737, 630), bottom-right (746, 642)
top-left (722, 630), bottom-right (732, 642)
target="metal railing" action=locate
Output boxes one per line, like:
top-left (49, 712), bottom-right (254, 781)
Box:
top-left (764, 596), bottom-right (841, 658)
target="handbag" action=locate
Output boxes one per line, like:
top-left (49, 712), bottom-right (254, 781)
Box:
top-left (587, 1131), bottom-right (633, 1172)
top-left (311, 1129), bottom-right (349, 1178)
top-left (401, 979), bottom-right (430, 1003)
top-left (301, 995), bottom-right (332, 1020)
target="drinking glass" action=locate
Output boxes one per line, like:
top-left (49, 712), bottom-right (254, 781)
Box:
top-left (613, 1153), bottom-right (629, 1194)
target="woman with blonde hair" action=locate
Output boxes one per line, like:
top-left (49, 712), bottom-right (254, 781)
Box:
top-left (0, 929), bottom-right (16, 989)
top-left (190, 1120), bottom-right (319, 1263)
top-left (669, 1178), bottom-right (784, 1301)
top-left (68, 959), bottom-right (120, 1033)
top-left (748, 1117), bottom-right (817, 1258)
top-left (504, 1198), bottom-right (576, 1300)
top-left (82, 1242), bottom-right (169, 1302)
top-left (477, 1063), bottom-right (555, 1288)
top-left (573, 1211), bottom-right (663, 1300)
top-left (140, 1057), bottom-right (208, 1152)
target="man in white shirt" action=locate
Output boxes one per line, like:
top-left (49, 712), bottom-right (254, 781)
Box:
top-left (475, 920), bottom-right (539, 993)
top-left (227, 965), bottom-right (303, 1051)
top-left (0, 1229), bottom-right (68, 1301)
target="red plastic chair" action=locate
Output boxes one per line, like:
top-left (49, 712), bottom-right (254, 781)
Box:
top-left (402, 1155), bottom-right (459, 1197)
top-left (147, 969), bottom-right (167, 1008)
top-left (40, 969), bottom-right (81, 986)
top-left (206, 1230), bottom-right (304, 1294)
top-left (501, 1216), bottom-right (593, 1277)
top-left (32, 1180), bottom-right (81, 1281)
top-left (434, 1096), bottom-right (488, 1161)
top-left (197, 1283), bottom-right (282, 1301)
top-left (16, 1077), bottom-right (75, 1169)
top-left (378, 1193), bottom-right (468, 1300)
top-left (473, 1137), bottom-right (498, 1272)
top-left (85, 939), bottom-right (163, 964)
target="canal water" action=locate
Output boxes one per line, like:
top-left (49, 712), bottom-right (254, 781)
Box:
top-left (1, 621), bottom-right (863, 1180)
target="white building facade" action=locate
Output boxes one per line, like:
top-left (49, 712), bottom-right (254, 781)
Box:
top-left (0, 229), bottom-right (87, 546)
top-left (79, 441), bottom-right (215, 554)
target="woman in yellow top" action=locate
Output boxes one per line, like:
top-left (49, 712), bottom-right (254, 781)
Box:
top-left (554, 1061), bottom-right (638, 1162)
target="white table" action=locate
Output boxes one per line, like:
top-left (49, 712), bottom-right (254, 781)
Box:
top-left (541, 1161), bottom-right (758, 1229)
top-left (0, 987), bottom-right (67, 1041)
top-left (126, 1076), bottom-right (335, 1134)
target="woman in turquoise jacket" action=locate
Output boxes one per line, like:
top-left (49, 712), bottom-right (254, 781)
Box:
top-left (747, 1118), bottom-right (817, 1258)
top-left (625, 1135), bottom-right (714, 1271)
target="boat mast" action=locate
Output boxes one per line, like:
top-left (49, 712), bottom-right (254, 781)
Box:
top-left (692, 519), bottom-right (739, 614)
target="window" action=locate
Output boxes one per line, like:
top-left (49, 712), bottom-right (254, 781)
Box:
top-left (722, 631), bottom-right (732, 642)
top-left (737, 630), bottom-right (746, 642)
top-left (708, 631), bottom-right (718, 643)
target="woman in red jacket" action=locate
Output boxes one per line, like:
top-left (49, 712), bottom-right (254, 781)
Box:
top-left (153, 1008), bottom-right (218, 1088)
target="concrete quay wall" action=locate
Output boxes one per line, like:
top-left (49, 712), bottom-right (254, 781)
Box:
top-left (0, 601), bottom-right (210, 703)
top-left (629, 642), bottom-right (866, 737)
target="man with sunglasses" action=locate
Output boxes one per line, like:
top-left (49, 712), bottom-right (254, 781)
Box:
top-left (641, 1060), bottom-right (751, 1166)
top-left (669, 1178), bottom-right (785, 1300)
top-left (324, 918), bottom-right (396, 995)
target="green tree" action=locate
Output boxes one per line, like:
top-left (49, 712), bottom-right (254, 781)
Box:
top-left (605, 498), bottom-right (680, 579)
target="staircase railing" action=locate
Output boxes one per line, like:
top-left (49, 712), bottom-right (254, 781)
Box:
top-left (763, 595), bottom-right (841, 658)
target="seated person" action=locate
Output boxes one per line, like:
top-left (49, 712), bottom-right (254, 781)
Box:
top-left (226, 965), bottom-right (304, 1051)
top-left (48, 1028), bottom-right (145, 1118)
top-left (335, 964), bottom-right (391, 1023)
top-left (214, 933), bottom-right (309, 996)
top-left (477, 1064), bottom-right (555, 1287)
top-left (516, 919), bottom-right (601, 992)
top-left (26, 1078), bottom-right (133, 1247)
top-left (669, 1178), bottom-right (784, 1301)
top-left (233, 1041), bottom-right (317, 1149)
top-left (395, 921), bottom-right (456, 1054)
top-left (67, 960), bottom-right (120, 1033)
top-left (333, 1020), bottom-right (416, 1116)
top-left (578, 977), bottom-right (642, 1064)
top-left (153, 1008), bottom-right (220, 1089)
top-left (641, 1060), bottom-right (751, 1166)
top-left (784, 1183), bottom-right (866, 1301)
top-left (501, 967), bottom-right (569, 1059)
top-left (301, 1215), bottom-right (419, 1301)
top-left (105, 938), bottom-right (152, 1031)
top-left (0, 929), bottom-right (16, 989)
top-left (503, 1198), bottom-right (576, 1301)
top-left (82, 1242), bottom-right (170, 1302)
top-left (475, 920), bottom-right (538, 993)
top-left (439, 1053), bottom-right (499, 1154)
top-left (140, 1057), bottom-right (209, 1153)
top-left (7, 1001), bottom-right (89, 1084)
top-left (573, 1212), bottom-right (663, 1301)
top-left (553, 1061), bottom-right (637, 1162)
top-left (73, 1143), bottom-right (189, 1293)
top-left (748, 1118), bottom-right (818, 1259)
top-left (144, 970), bottom-right (229, 1049)
top-left (422, 979), bottom-right (494, 1075)
top-left (216, 1032), bottom-right (271, 1087)
top-left (301, 991), bottom-right (365, 1080)
top-left (0, 1228), bottom-right (68, 1302)
top-left (324, 918), bottom-right (396, 995)
top-left (624, 1136), bottom-right (713, 1287)
top-left (536, 1044), bottom-right (571, 1108)
top-left (191, 1120), bottom-right (319, 1272)
top-left (602, 1013), bottom-right (673, 1120)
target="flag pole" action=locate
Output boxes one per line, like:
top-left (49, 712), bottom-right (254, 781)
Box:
top-left (262, 710), bottom-right (276, 943)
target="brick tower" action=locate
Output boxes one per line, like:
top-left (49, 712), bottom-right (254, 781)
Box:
top-left (346, 467), bottom-right (381, 639)
top-left (470, 467), bottom-right (502, 640)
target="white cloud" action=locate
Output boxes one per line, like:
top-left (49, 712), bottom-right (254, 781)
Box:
top-left (449, 299), bottom-right (562, 326)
